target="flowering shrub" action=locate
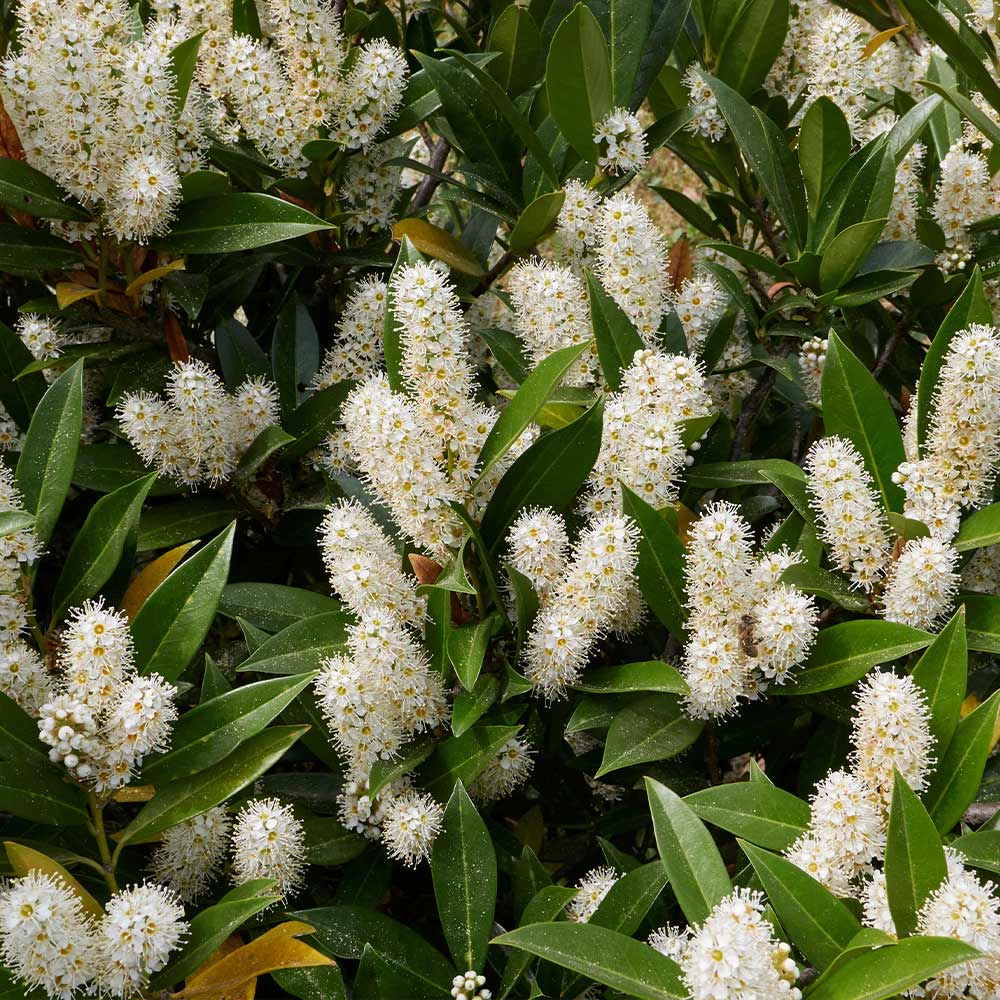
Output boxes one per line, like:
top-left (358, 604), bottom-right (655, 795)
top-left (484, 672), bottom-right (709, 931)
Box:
top-left (2, 0), bottom-right (1000, 997)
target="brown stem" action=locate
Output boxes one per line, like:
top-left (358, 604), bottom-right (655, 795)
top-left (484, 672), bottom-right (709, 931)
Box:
top-left (872, 320), bottom-right (906, 379)
top-left (409, 138), bottom-right (450, 211)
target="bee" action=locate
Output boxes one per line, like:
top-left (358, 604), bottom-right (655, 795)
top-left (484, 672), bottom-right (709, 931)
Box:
top-left (738, 614), bottom-right (758, 658)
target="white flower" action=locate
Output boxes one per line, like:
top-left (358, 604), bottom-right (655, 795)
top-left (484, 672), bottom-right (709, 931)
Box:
top-left (0, 871), bottom-right (99, 999)
top-left (851, 671), bottom-right (934, 804)
top-left (59, 599), bottom-right (135, 711)
top-left (330, 39), bottom-right (408, 148)
top-left (97, 883), bottom-right (187, 996)
top-left (0, 638), bottom-right (51, 713)
top-left (469, 738), bottom-right (534, 803)
top-left (451, 970), bottom-right (492, 1000)
top-left (506, 508), bottom-right (570, 603)
top-left (683, 64), bottom-right (727, 142)
top-left (231, 797), bottom-right (307, 901)
top-left (594, 107), bottom-right (647, 174)
top-left (799, 336), bottom-right (826, 403)
top-left (382, 788), bottom-right (443, 866)
top-left (312, 277), bottom-right (387, 388)
top-left (932, 143), bottom-right (1000, 268)
top-left (16, 314), bottom-right (63, 360)
top-left (805, 12), bottom-right (867, 132)
top-left (860, 869), bottom-right (895, 935)
top-left (568, 866), bottom-right (618, 922)
top-left (678, 888), bottom-right (802, 999)
top-left (881, 535), bottom-right (958, 630)
top-left (556, 178), bottom-right (600, 261)
top-left (805, 437), bottom-right (892, 592)
top-left (151, 807), bottom-right (232, 902)
top-left (108, 150), bottom-right (181, 243)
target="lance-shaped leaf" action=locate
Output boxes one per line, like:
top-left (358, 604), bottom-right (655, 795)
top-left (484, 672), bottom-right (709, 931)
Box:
top-left (910, 607), bottom-right (967, 754)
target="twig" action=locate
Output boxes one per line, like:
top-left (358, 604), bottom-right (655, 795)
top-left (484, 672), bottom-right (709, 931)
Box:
top-left (472, 249), bottom-right (518, 297)
top-left (872, 320), bottom-right (906, 378)
top-left (729, 369), bottom-right (778, 461)
top-left (886, 0), bottom-right (923, 53)
top-left (409, 138), bottom-right (450, 211)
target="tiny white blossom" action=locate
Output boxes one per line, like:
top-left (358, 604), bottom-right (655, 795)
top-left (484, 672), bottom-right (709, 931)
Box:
top-left (231, 797), bottom-right (307, 901)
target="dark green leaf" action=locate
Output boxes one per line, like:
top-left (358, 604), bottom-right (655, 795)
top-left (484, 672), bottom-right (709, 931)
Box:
top-left (685, 782), bottom-right (811, 851)
top-left (0, 763), bottom-right (87, 825)
top-left (597, 693), bottom-right (702, 776)
top-left (238, 612), bottom-right (351, 675)
top-left (910, 607), bottom-right (967, 754)
top-left (798, 97), bottom-right (852, 214)
top-left (0, 160), bottom-right (89, 221)
top-left (586, 270), bottom-right (645, 390)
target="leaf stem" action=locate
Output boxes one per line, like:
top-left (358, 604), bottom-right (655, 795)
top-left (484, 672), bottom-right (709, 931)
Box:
top-left (87, 790), bottom-right (119, 895)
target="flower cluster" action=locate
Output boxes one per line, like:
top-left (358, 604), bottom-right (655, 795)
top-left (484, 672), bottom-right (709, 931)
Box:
top-left (932, 142), bottom-right (1000, 271)
top-left (0, 873), bottom-right (186, 999)
top-left (118, 360), bottom-right (280, 487)
top-left (593, 107), bottom-right (648, 174)
top-left (521, 513), bottom-right (640, 697)
top-left (583, 349), bottom-right (712, 515)
top-left (881, 534), bottom-right (959, 630)
top-left (568, 866), bottom-right (619, 922)
top-left (150, 806), bottom-right (232, 902)
top-left (681, 503), bottom-right (818, 718)
top-left (230, 797), bottom-right (307, 900)
top-left (650, 889), bottom-right (801, 1000)
top-left (683, 65), bottom-right (727, 142)
top-left (35, 600), bottom-right (177, 793)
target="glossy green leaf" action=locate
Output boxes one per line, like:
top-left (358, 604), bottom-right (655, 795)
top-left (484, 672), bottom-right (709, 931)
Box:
top-left (131, 523), bottom-right (235, 681)
top-left (798, 97), bottom-right (852, 214)
top-left (508, 189), bottom-right (566, 253)
top-left (136, 496), bottom-right (240, 551)
top-left (714, 0), bottom-right (788, 95)
top-left (50, 473), bottom-right (156, 624)
top-left (952, 829), bottom-right (1000, 875)
top-left (142, 672), bottom-right (316, 783)
top-left (779, 620), bottom-right (932, 694)
top-left (498, 886), bottom-right (577, 999)
top-left (821, 332), bottom-right (905, 512)
top-left (0, 225), bottom-right (82, 275)
top-left (685, 782), bottom-right (811, 851)
top-left (121, 724), bottom-right (307, 844)
top-left (154, 193), bottom-right (332, 253)
top-left (740, 841), bottom-right (861, 969)
top-left (586, 270), bottom-right (645, 390)
top-left (168, 31), bottom-right (204, 113)
top-left (369, 737), bottom-right (437, 799)
top-left (955, 503), bottom-right (1000, 552)
top-left (0, 159), bottom-right (89, 221)
top-left (964, 594), bottom-right (1000, 654)
top-left (910, 607), bottom-right (967, 753)
top-left (645, 777), bottom-right (731, 925)
top-left (924, 690), bottom-right (1000, 834)
top-left (303, 816), bottom-right (367, 866)
top-left (447, 615), bottom-right (500, 692)
top-left (431, 783), bottom-right (496, 971)
top-left (597, 693), bottom-right (702, 776)
top-left (487, 5), bottom-right (543, 95)
top-left (573, 659), bottom-right (688, 694)
top-left (820, 219), bottom-right (888, 292)
top-left (238, 612), bottom-right (351, 675)
top-left (421, 724), bottom-right (521, 800)
top-left (885, 772), bottom-right (947, 937)
top-left (493, 922), bottom-right (686, 1000)
top-left (0, 691), bottom-right (50, 767)
top-left (15, 360), bottom-right (83, 546)
top-left (218, 582), bottom-right (341, 633)
top-left (0, 763), bottom-right (87, 825)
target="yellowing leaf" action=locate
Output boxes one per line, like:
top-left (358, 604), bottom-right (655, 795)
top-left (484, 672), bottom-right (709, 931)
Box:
top-left (179, 921), bottom-right (334, 999)
top-left (4, 841), bottom-right (104, 918)
top-left (187, 935), bottom-right (257, 1000)
top-left (677, 503), bottom-right (697, 545)
top-left (55, 282), bottom-right (100, 310)
top-left (124, 258), bottom-right (186, 298)
top-left (112, 784), bottom-right (155, 802)
top-left (863, 24), bottom-right (905, 58)
top-left (392, 218), bottom-right (486, 277)
top-left (120, 541), bottom-right (198, 620)
top-left (962, 693), bottom-right (980, 717)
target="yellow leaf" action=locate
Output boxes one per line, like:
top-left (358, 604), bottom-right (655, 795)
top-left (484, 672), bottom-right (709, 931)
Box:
top-left (179, 922), bottom-right (334, 999)
top-left (4, 841), bottom-right (104, 918)
top-left (961, 693), bottom-right (980, 718)
top-left (863, 24), bottom-right (905, 58)
top-left (55, 282), bottom-right (100, 310)
top-left (111, 784), bottom-right (155, 802)
top-left (187, 936), bottom-right (256, 1000)
top-left (677, 503), bottom-right (698, 545)
top-left (120, 541), bottom-right (198, 620)
top-left (392, 219), bottom-right (486, 277)
top-left (124, 258), bottom-right (186, 298)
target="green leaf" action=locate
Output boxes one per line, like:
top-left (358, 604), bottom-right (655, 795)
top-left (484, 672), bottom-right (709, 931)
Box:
top-left (499, 886), bottom-right (577, 999)
top-left (420, 724), bottom-right (521, 800)
top-left (622, 486), bottom-right (686, 639)
top-left (299, 906), bottom-right (453, 998)
top-left (154, 194), bottom-right (332, 253)
top-left (131, 523), bottom-right (235, 682)
top-left (884, 771), bottom-right (947, 938)
top-left (910, 607), bottom-right (967, 753)
top-left (238, 611), bottom-right (350, 675)
top-left (684, 782), bottom-right (811, 851)
top-left (235, 424), bottom-right (295, 478)
top-left (740, 841), bottom-right (861, 969)
top-left (597, 693), bottom-right (702, 776)
top-left (215, 317), bottom-right (270, 388)
top-left (475, 340), bottom-right (593, 484)
top-left (50, 473), bottom-right (156, 624)
top-left (451, 675), bottom-right (500, 737)
top-left (487, 4), bottom-right (543, 96)
top-left (952, 829), bottom-right (1000, 875)
top-left (0, 691), bottom-right (50, 767)
top-left (168, 31), bottom-right (205, 113)
top-left (705, 74), bottom-right (807, 255)
top-left (924, 690), bottom-right (1000, 834)
top-left (142, 673), bottom-right (316, 783)
top-left (0, 321), bottom-right (45, 431)
top-left (15, 360), bottom-right (83, 546)
top-left (121, 724), bottom-right (307, 844)
top-left (916, 267), bottom-right (992, 453)
top-left (714, 0), bottom-right (788, 95)
top-left (431, 783), bottom-right (496, 971)
top-left (303, 816), bottom-right (367, 866)
top-left (136, 496), bottom-right (240, 551)
top-left (508, 189), bottom-right (566, 254)
top-left (780, 562), bottom-right (871, 614)
top-left (546, 4), bottom-right (613, 161)
top-left (0, 510), bottom-right (34, 537)
top-left (282, 380), bottom-right (354, 462)
top-left (272, 965), bottom-right (348, 1000)
top-left (645, 777), bottom-right (731, 925)
top-left (573, 659), bottom-right (688, 694)
top-left (219, 582), bottom-right (342, 633)
top-left (0, 763), bottom-right (87, 825)
top-left (806, 935), bottom-right (980, 1000)
top-left (686, 458), bottom-right (805, 488)
top-left (0, 225), bottom-right (82, 275)
top-left (369, 737), bottom-right (437, 799)
top-left (271, 296), bottom-right (319, 422)
top-left (480, 397), bottom-right (604, 552)
top-left (0, 159), bottom-right (89, 221)
top-left (629, 0), bottom-right (692, 110)
top-left (964, 594), bottom-right (1000, 654)
top-left (798, 97), bottom-right (852, 215)
top-left (779, 620), bottom-right (932, 695)
top-left (955, 503), bottom-right (1000, 552)
top-left (447, 615), bottom-right (500, 691)
top-left (821, 332), bottom-right (905, 512)
top-left (586, 270), bottom-right (645, 390)
top-left (819, 219), bottom-right (888, 292)
top-left (149, 887), bottom-right (279, 990)
top-left (492, 922), bottom-right (686, 1000)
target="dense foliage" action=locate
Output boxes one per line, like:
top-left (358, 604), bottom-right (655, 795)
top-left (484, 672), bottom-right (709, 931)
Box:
top-left (2, 0), bottom-right (1000, 997)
